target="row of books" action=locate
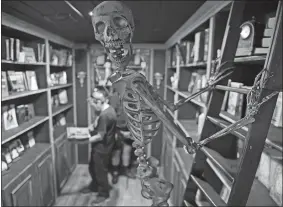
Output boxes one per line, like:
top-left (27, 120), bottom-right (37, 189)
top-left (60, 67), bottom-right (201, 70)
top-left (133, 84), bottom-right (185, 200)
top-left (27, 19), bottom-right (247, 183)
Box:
top-left (48, 71), bottom-right (68, 87)
top-left (2, 131), bottom-right (36, 172)
top-left (50, 46), bottom-right (72, 66)
top-left (2, 70), bottom-right (38, 97)
top-left (51, 89), bottom-right (69, 107)
top-left (2, 103), bottom-right (35, 131)
top-left (1, 36), bottom-right (45, 63)
top-left (169, 28), bottom-right (209, 67)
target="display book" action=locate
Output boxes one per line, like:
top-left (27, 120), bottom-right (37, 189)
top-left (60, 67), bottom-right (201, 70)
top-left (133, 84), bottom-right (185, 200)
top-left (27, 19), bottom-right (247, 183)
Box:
top-left (66, 127), bottom-right (91, 140)
top-left (2, 131), bottom-right (36, 173)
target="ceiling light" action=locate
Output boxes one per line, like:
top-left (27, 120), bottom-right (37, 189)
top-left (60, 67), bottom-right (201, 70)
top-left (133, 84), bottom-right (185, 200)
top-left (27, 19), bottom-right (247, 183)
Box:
top-left (89, 11), bottom-right (93, 16)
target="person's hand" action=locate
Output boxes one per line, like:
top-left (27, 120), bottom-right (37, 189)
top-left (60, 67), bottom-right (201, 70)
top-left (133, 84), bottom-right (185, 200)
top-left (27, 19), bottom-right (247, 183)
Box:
top-left (88, 124), bottom-right (94, 132)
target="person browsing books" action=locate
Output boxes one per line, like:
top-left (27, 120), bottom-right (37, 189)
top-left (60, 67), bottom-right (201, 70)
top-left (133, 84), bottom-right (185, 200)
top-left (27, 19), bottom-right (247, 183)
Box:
top-left (79, 86), bottom-right (117, 204)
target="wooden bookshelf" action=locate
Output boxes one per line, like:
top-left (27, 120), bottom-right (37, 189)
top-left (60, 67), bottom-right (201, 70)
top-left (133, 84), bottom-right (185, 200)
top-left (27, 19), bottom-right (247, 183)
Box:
top-left (162, 1), bottom-right (282, 206)
top-left (1, 13), bottom-right (77, 207)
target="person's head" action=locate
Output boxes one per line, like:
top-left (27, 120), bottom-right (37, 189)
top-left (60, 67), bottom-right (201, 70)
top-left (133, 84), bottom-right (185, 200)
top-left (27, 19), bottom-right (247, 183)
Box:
top-left (90, 86), bottom-right (109, 112)
top-left (91, 1), bottom-right (135, 71)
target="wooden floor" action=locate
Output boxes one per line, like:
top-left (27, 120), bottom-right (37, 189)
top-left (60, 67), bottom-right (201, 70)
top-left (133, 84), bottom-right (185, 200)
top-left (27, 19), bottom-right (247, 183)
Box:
top-left (54, 164), bottom-right (152, 206)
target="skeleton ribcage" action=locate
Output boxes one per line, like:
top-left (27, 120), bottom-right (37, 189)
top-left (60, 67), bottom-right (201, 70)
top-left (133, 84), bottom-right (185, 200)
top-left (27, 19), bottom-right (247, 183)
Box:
top-left (123, 89), bottom-right (161, 145)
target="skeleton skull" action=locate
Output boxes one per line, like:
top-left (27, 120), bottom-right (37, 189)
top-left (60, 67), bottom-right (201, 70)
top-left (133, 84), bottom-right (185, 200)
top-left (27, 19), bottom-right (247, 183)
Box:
top-left (91, 1), bottom-right (135, 69)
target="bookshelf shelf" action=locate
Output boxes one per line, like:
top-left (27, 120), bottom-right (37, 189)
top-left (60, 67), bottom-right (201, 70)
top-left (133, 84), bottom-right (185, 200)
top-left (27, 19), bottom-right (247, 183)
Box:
top-left (190, 175), bottom-right (226, 207)
top-left (50, 64), bottom-right (72, 68)
top-left (50, 83), bottom-right (73, 91)
top-left (234, 55), bottom-right (266, 64)
top-left (1, 60), bottom-right (47, 66)
top-left (180, 61), bottom-right (207, 68)
top-left (201, 146), bottom-right (238, 182)
top-left (2, 143), bottom-right (51, 188)
top-left (52, 103), bottom-right (73, 116)
top-left (2, 116), bottom-right (49, 144)
top-left (2, 88), bottom-right (47, 102)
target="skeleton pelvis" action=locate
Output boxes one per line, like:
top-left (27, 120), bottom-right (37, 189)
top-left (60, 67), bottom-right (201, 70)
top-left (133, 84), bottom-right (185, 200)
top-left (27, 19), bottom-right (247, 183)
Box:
top-left (137, 164), bottom-right (157, 179)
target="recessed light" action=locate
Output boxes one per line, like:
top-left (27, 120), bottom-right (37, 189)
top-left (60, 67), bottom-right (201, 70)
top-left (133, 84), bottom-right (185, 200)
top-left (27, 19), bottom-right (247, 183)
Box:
top-left (89, 11), bottom-right (93, 16)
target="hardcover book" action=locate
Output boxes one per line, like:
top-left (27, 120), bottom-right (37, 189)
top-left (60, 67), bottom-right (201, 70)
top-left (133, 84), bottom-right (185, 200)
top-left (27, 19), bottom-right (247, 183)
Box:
top-left (67, 127), bottom-right (90, 140)
top-left (226, 82), bottom-right (244, 120)
top-left (25, 71), bottom-right (38, 90)
top-left (3, 104), bottom-right (19, 131)
top-left (2, 71), bottom-right (9, 97)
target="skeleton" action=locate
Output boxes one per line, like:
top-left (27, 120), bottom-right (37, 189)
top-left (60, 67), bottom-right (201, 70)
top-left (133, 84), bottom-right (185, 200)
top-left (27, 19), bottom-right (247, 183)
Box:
top-left (91, 1), bottom-right (277, 206)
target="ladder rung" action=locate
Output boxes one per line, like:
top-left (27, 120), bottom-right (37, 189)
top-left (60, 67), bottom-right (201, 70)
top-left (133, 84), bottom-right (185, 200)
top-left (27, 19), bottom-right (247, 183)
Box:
top-left (207, 116), bottom-right (246, 140)
top-left (207, 115), bottom-right (283, 156)
top-left (190, 175), bottom-right (226, 207)
top-left (215, 85), bottom-right (250, 94)
top-left (201, 147), bottom-right (238, 183)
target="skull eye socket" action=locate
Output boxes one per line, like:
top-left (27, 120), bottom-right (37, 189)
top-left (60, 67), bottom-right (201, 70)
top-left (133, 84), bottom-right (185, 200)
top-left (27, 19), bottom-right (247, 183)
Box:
top-left (95, 21), bottom-right (105, 34)
top-left (113, 16), bottom-right (128, 28)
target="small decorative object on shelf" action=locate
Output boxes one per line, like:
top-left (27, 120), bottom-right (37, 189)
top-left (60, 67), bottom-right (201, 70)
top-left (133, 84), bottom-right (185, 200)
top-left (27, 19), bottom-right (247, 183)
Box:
top-left (170, 73), bottom-right (178, 89)
top-left (27, 131), bottom-right (36, 148)
top-left (236, 16), bottom-right (266, 57)
top-left (154, 72), bottom-right (163, 89)
top-left (77, 71), bottom-right (86, 88)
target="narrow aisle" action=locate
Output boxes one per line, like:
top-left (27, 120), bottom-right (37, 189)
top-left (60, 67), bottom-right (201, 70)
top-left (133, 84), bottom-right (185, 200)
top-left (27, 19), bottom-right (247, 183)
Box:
top-left (54, 164), bottom-right (151, 206)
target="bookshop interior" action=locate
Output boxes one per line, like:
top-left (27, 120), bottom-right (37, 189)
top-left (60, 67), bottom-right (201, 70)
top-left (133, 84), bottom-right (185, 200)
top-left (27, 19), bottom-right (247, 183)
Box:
top-left (1, 0), bottom-right (282, 206)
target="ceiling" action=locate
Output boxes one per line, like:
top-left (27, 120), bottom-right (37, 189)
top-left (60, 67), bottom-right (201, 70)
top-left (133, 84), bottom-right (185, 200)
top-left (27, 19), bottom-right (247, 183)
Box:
top-left (2, 0), bottom-right (205, 44)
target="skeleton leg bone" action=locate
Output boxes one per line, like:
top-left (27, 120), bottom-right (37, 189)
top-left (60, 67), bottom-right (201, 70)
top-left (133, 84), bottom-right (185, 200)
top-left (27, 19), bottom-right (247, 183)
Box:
top-left (132, 141), bottom-right (173, 206)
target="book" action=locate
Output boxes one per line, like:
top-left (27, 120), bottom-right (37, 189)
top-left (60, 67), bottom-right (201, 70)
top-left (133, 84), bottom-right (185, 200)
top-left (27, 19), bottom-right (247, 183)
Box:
top-left (2, 71), bottom-right (9, 97)
top-left (16, 105), bottom-right (29, 125)
top-left (262, 37), bottom-right (271, 48)
top-left (25, 71), bottom-right (38, 90)
top-left (185, 41), bottom-right (194, 65)
top-left (3, 104), bottom-right (19, 131)
top-left (7, 71), bottom-right (26, 92)
top-left (193, 31), bottom-right (205, 63)
top-left (271, 92), bottom-right (282, 127)
top-left (10, 38), bottom-right (14, 61)
top-left (226, 82), bottom-right (244, 120)
top-left (264, 28), bottom-right (274, 37)
top-left (67, 127), bottom-right (90, 140)
top-left (267, 17), bottom-right (276, 29)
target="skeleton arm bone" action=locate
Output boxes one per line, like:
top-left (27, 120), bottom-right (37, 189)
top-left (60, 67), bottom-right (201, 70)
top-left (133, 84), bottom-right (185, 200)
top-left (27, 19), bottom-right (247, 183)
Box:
top-left (133, 80), bottom-right (198, 153)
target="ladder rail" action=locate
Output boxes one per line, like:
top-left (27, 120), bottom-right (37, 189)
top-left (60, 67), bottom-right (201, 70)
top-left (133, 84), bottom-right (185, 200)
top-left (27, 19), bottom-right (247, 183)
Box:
top-left (227, 1), bottom-right (282, 205)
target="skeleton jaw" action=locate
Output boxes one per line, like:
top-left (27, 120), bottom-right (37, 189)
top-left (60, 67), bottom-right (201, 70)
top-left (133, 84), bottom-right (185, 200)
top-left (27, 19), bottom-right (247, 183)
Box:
top-left (104, 39), bottom-right (132, 69)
